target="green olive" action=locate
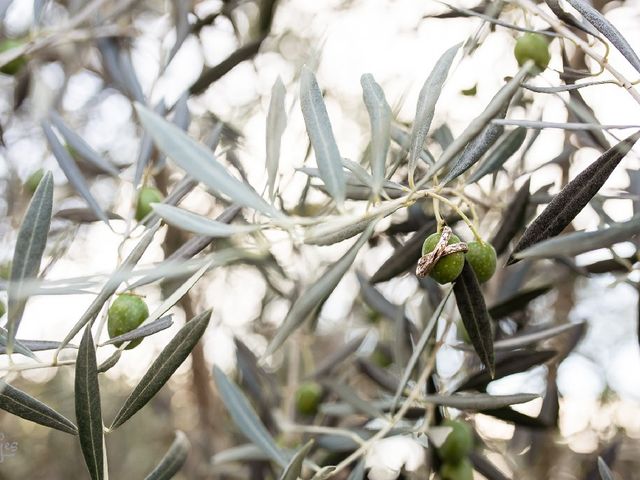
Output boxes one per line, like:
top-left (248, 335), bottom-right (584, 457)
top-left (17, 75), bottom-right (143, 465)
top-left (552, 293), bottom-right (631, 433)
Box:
top-left (437, 419), bottom-right (474, 464)
top-left (0, 39), bottom-right (28, 76)
top-left (514, 33), bottom-right (550, 72)
top-left (295, 382), bottom-right (323, 416)
top-left (465, 241), bottom-right (497, 283)
top-left (439, 458), bottom-right (473, 480)
top-left (107, 294), bottom-right (149, 349)
top-left (422, 232), bottom-right (465, 284)
top-left (135, 186), bottom-right (164, 221)
top-left (25, 168), bottom-right (44, 195)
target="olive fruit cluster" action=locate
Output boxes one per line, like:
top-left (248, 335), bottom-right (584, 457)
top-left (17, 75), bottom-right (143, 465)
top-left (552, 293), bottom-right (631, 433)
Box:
top-left (107, 294), bottom-right (149, 349)
top-left (421, 232), bottom-right (497, 284)
top-left (437, 419), bottom-right (474, 480)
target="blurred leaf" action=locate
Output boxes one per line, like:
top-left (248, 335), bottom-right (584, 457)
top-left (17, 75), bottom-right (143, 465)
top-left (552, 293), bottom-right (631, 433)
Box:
top-left (426, 63), bottom-right (531, 184)
top-left (480, 406), bottom-right (550, 428)
top-left (97, 350), bottom-right (121, 374)
top-left (0, 338), bottom-right (64, 355)
top-left (100, 315), bottom-right (173, 347)
top-left (110, 310), bottom-right (211, 429)
top-left (266, 77), bottom-right (287, 202)
top-left (309, 333), bottom-right (366, 379)
top-left (370, 219), bottom-right (437, 283)
top-left (7, 171), bottom-right (53, 353)
top-left (211, 444), bottom-right (271, 465)
top-left (356, 358), bottom-right (400, 393)
top-left (469, 451), bottom-right (511, 480)
top-left (300, 66), bottom-right (346, 208)
top-left (135, 103), bottom-right (281, 218)
top-left (492, 119), bottom-right (639, 131)
top-left (54, 208), bottom-right (122, 223)
top-left (361, 73), bottom-right (392, 198)
top-left (408, 43), bottom-right (460, 186)
top-left (212, 366), bottom-right (289, 467)
top-left (390, 125), bottom-right (435, 165)
top-left (467, 126), bottom-right (527, 183)
top-left (75, 325), bottom-right (104, 480)
top-left (421, 392), bottom-right (538, 409)
top-left (263, 223), bottom-right (374, 357)
top-left (489, 285), bottom-right (551, 319)
top-left (509, 132), bottom-right (640, 263)
top-left (342, 158), bottom-right (375, 189)
top-left (279, 440), bottom-right (314, 480)
top-left (522, 80), bottom-right (615, 93)
top-left (481, 322), bottom-right (585, 351)
top-left (453, 262), bottom-right (495, 376)
top-left (42, 121), bottom-right (109, 225)
top-left (48, 112), bottom-right (119, 176)
top-left (515, 216), bottom-right (640, 259)
top-left (392, 289), bottom-right (451, 409)
top-left (325, 380), bottom-right (383, 418)
top-left (491, 179), bottom-right (531, 255)
top-left (597, 457), bottom-right (614, 480)
top-left (565, 0), bottom-right (640, 76)
top-left (152, 203), bottom-right (261, 237)
top-left (134, 100), bottom-right (166, 189)
top-left (144, 430), bottom-right (190, 480)
top-left (347, 460), bottom-right (365, 480)
top-left (0, 380), bottom-right (78, 434)
top-left (456, 349), bottom-right (557, 391)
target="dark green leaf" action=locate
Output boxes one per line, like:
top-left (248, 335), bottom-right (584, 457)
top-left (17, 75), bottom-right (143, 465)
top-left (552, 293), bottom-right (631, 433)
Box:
top-left (488, 285), bottom-right (552, 319)
top-left (469, 452), bottom-right (510, 480)
top-left (97, 350), bottom-right (122, 374)
top-left (421, 393), bottom-right (538, 410)
top-left (467, 126), bottom-right (527, 183)
top-left (480, 406), bottom-right (551, 428)
top-left (509, 132), bottom-right (640, 263)
top-left (0, 339), bottom-right (63, 355)
top-left (7, 171), bottom-right (53, 353)
top-left (279, 440), bottom-right (314, 480)
top-left (75, 325), bottom-right (104, 480)
top-left (212, 366), bottom-right (289, 467)
top-left (597, 457), bottom-right (614, 480)
top-left (361, 73), bottom-right (391, 198)
top-left (453, 261), bottom-right (495, 376)
top-left (491, 179), bottom-right (531, 255)
top-left (0, 380), bottom-right (77, 434)
top-left (144, 430), bottom-right (190, 480)
top-left (100, 315), bottom-right (173, 347)
top-left (110, 310), bottom-right (211, 429)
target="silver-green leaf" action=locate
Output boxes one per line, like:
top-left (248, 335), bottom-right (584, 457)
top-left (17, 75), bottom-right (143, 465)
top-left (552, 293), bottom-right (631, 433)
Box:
top-left (279, 440), bottom-right (314, 480)
top-left (361, 73), bottom-right (391, 198)
top-left (266, 77), bottom-right (287, 202)
top-left (144, 430), bottom-right (190, 480)
top-left (300, 66), bottom-right (346, 208)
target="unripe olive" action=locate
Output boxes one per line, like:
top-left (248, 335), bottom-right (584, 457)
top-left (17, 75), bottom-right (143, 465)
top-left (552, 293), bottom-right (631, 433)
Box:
top-left (107, 294), bottom-right (149, 349)
top-left (439, 458), bottom-right (473, 480)
top-left (0, 300), bottom-right (5, 318)
top-left (0, 39), bottom-right (28, 76)
top-left (437, 419), bottom-right (474, 463)
top-left (25, 168), bottom-right (44, 195)
top-left (295, 381), bottom-right (323, 416)
top-left (514, 33), bottom-right (550, 72)
top-left (422, 232), bottom-right (465, 284)
top-left (465, 241), bottom-right (497, 283)
top-left (135, 186), bottom-right (164, 221)
top-left (371, 345), bottom-right (393, 368)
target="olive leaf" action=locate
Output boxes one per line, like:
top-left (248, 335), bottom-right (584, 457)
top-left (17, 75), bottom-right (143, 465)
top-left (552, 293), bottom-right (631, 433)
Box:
top-left (99, 315), bottom-right (173, 347)
top-left (370, 219), bottom-right (437, 283)
top-left (597, 457), bottom-right (614, 480)
top-left (308, 333), bottom-right (366, 379)
top-left (212, 366), bottom-right (289, 467)
top-left (134, 103), bottom-right (282, 218)
top-left (133, 100), bottom-right (166, 189)
top-left (543, 0), bottom-right (599, 38)
top-left (481, 406), bottom-right (551, 429)
top-left (489, 285), bottom-right (552, 319)
top-left (469, 452), bottom-right (511, 480)
top-left (0, 339), bottom-right (64, 355)
top-left (97, 350), bottom-right (121, 374)
top-left (325, 380), bottom-right (383, 418)
top-left (425, 62), bottom-right (531, 184)
top-left (7, 170), bottom-right (53, 353)
top-left (48, 111), bottom-right (119, 176)
top-left (491, 178), bottom-right (531, 255)
top-left (361, 73), bottom-right (392, 198)
top-left (75, 325), bottom-right (104, 480)
top-left (144, 430), bottom-right (190, 480)
top-left (347, 460), bottom-right (366, 480)
top-left (55, 208), bottom-right (123, 223)
top-left (421, 393), bottom-right (538, 410)
top-left (456, 349), bottom-right (557, 392)
top-left (279, 440), bottom-right (314, 480)
top-left (442, 103), bottom-right (508, 185)
top-left (356, 358), bottom-right (400, 393)
top-left (110, 310), bottom-right (211, 429)
top-left (0, 380), bottom-right (78, 434)
top-left (266, 76), bottom-right (287, 202)
top-left (453, 261), bottom-right (495, 376)
top-left (509, 131), bottom-right (640, 263)
top-left (486, 322), bottom-right (585, 352)
top-left (565, 0), bottom-right (640, 76)
top-left (300, 66), bottom-right (346, 208)
top-left (263, 223), bottom-right (374, 358)
top-left (41, 121), bottom-right (110, 225)
top-left (151, 203), bottom-right (261, 237)
top-left (514, 216), bottom-right (640, 260)
top-left (466, 126), bottom-right (527, 184)
top-left (408, 43), bottom-right (460, 187)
